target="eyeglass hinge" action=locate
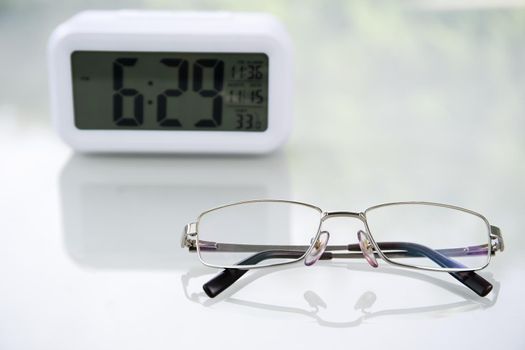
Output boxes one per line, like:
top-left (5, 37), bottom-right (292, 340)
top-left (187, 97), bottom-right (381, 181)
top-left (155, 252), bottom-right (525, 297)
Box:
top-left (181, 222), bottom-right (197, 249)
top-left (490, 225), bottom-right (504, 254)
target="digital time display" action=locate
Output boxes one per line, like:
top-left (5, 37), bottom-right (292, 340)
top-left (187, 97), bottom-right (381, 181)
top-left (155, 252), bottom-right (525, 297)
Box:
top-left (71, 51), bottom-right (269, 132)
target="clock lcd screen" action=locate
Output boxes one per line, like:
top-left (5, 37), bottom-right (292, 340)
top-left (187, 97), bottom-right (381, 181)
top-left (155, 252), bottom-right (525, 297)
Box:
top-left (71, 51), bottom-right (269, 131)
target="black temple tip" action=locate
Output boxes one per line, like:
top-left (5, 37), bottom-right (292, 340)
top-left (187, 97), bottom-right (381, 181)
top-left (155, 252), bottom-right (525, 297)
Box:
top-left (203, 269), bottom-right (248, 298)
top-left (451, 271), bottom-right (493, 297)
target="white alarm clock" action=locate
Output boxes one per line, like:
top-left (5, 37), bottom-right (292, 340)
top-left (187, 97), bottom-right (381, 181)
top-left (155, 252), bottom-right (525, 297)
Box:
top-left (48, 11), bottom-right (293, 154)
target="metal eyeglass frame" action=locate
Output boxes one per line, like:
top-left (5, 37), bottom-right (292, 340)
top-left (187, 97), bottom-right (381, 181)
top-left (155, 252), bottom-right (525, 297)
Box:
top-left (181, 200), bottom-right (504, 298)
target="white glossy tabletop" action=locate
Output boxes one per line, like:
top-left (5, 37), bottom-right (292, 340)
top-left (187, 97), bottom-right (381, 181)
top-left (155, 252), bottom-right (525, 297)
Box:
top-left (1, 2), bottom-right (525, 349)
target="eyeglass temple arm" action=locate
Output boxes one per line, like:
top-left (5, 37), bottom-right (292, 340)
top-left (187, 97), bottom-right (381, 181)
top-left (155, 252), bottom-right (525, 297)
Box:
top-left (375, 242), bottom-right (493, 297)
top-left (201, 240), bottom-right (494, 298)
top-left (202, 250), bottom-right (315, 298)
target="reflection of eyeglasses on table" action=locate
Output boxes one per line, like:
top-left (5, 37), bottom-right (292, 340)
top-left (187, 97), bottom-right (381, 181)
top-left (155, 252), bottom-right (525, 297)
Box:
top-left (181, 266), bottom-right (500, 327)
top-left (181, 200), bottom-right (504, 298)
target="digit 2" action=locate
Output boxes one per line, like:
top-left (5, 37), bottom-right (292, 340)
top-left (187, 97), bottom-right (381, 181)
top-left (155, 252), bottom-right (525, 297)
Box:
top-left (157, 58), bottom-right (188, 127)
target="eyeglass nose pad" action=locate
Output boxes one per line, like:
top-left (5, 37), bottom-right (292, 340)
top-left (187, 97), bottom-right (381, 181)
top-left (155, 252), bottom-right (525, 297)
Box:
top-left (304, 231), bottom-right (330, 266)
top-left (358, 230), bottom-right (378, 268)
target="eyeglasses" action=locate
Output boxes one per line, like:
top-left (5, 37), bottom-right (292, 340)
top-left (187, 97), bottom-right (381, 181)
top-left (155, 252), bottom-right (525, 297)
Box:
top-left (181, 200), bottom-right (504, 298)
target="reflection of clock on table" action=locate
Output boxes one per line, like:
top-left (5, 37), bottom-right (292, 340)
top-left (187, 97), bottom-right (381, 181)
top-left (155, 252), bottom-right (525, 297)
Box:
top-left (48, 11), bottom-right (293, 153)
top-left (60, 154), bottom-right (290, 268)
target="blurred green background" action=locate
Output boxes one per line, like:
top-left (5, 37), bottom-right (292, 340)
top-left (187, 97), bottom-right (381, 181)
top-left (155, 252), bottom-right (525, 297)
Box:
top-left (1, 1), bottom-right (524, 146)
top-left (1, 0), bottom-right (524, 195)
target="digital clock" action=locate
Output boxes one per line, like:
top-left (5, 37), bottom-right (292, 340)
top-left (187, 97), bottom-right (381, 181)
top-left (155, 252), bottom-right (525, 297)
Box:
top-left (48, 11), bottom-right (293, 153)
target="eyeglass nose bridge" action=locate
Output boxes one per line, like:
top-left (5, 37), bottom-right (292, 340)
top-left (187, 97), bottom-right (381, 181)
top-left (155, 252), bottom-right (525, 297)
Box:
top-left (323, 211), bottom-right (366, 222)
top-left (320, 210), bottom-right (381, 267)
